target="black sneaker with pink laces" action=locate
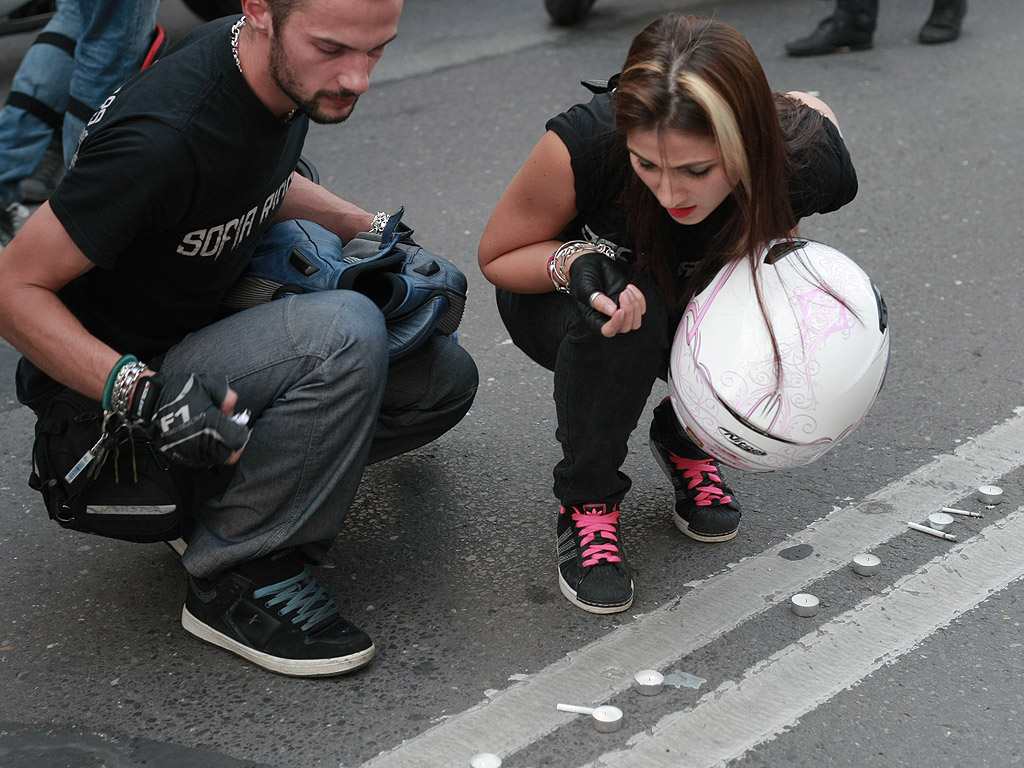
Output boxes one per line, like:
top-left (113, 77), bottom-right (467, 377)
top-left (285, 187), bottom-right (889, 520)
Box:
top-left (649, 398), bottom-right (742, 542)
top-left (556, 502), bottom-right (633, 613)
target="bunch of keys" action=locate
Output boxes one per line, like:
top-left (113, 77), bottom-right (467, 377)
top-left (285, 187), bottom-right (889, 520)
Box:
top-left (64, 410), bottom-right (121, 486)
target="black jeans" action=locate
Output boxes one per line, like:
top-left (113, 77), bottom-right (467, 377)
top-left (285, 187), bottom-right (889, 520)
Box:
top-left (496, 271), bottom-right (673, 507)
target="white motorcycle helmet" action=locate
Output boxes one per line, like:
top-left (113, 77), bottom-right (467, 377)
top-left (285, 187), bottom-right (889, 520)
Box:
top-left (668, 239), bottom-right (890, 471)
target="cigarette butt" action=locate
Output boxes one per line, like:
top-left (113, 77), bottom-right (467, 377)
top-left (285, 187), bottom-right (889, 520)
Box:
top-left (940, 507), bottom-right (983, 518)
top-left (908, 521), bottom-right (957, 541)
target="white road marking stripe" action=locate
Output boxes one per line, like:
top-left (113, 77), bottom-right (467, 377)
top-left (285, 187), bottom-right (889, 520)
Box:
top-left (364, 411), bottom-right (1024, 767)
top-left (588, 508), bottom-right (1024, 767)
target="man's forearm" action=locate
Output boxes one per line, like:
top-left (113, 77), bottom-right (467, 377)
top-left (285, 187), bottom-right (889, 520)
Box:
top-left (0, 284), bottom-right (121, 402)
top-left (276, 173), bottom-right (376, 242)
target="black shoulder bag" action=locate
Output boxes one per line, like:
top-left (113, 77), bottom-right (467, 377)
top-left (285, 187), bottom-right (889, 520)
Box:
top-left (28, 388), bottom-right (192, 543)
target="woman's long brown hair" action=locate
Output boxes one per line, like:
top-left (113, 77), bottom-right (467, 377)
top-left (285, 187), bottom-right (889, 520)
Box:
top-left (613, 15), bottom-right (797, 311)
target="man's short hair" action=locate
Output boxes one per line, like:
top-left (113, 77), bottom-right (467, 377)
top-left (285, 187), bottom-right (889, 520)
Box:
top-left (264, 0), bottom-right (302, 29)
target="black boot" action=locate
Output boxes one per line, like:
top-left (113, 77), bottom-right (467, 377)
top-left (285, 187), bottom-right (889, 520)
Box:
top-left (785, 0), bottom-right (878, 57)
top-left (919, 0), bottom-right (966, 44)
top-left (544, 0), bottom-right (596, 26)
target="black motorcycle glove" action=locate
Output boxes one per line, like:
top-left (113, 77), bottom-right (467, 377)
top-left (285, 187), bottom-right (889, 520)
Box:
top-left (567, 251), bottom-right (632, 333)
top-left (128, 372), bottom-right (250, 468)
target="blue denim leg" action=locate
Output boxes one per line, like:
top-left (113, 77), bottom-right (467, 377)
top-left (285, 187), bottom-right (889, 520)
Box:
top-left (368, 333), bottom-right (478, 464)
top-left (0, 0), bottom-right (81, 206)
top-left (496, 274), bottom-right (672, 506)
top-left (160, 291), bottom-right (391, 579)
top-left (64, 0), bottom-right (160, 162)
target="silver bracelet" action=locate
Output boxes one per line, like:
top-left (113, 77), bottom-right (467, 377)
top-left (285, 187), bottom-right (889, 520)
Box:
top-left (369, 211), bottom-right (389, 234)
top-left (111, 361), bottom-right (148, 418)
top-left (547, 253), bottom-right (569, 293)
top-left (549, 240), bottom-right (617, 293)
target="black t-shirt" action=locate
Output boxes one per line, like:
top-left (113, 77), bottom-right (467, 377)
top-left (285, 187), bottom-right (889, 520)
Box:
top-left (545, 91), bottom-right (858, 274)
top-left (48, 16), bottom-right (308, 361)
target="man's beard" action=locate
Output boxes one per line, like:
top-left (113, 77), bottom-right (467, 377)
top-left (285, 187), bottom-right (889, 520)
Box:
top-left (268, 36), bottom-right (359, 124)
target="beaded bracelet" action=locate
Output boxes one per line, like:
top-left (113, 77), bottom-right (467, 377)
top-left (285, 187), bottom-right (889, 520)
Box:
top-left (547, 240), bottom-right (617, 293)
top-left (102, 354), bottom-right (138, 411)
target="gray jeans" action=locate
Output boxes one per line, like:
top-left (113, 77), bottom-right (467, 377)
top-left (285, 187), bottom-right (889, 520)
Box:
top-left (161, 290), bottom-right (477, 578)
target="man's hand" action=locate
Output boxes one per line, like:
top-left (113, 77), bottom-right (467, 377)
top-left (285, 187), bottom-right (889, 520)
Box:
top-left (129, 372), bottom-right (250, 468)
top-left (568, 252), bottom-right (646, 337)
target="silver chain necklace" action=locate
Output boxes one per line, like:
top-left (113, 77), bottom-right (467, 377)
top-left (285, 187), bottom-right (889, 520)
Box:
top-left (230, 16), bottom-right (245, 73)
top-left (230, 16), bottom-right (296, 121)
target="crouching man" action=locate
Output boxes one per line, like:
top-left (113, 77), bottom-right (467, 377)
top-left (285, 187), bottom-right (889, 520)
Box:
top-left (0, 0), bottom-right (477, 676)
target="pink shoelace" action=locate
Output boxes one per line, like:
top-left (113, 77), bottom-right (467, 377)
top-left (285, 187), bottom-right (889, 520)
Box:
top-left (669, 456), bottom-right (733, 507)
top-left (565, 505), bottom-right (623, 567)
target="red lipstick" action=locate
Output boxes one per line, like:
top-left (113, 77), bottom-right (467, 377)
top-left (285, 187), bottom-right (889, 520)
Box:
top-left (668, 205), bottom-right (697, 219)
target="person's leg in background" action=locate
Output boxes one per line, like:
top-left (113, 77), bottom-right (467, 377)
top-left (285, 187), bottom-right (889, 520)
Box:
top-left (919, 0), bottom-right (967, 44)
top-left (63, 0), bottom-right (160, 162)
top-left (0, 0), bottom-right (80, 247)
top-left (785, 0), bottom-right (879, 57)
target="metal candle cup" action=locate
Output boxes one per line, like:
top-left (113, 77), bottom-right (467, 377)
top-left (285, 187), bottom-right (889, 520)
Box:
top-left (590, 705), bottom-right (624, 733)
top-left (977, 485), bottom-right (1003, 505)
top-left (632, 669), bottom-right (664, 696)
top-left (790, 593), bottom-right (819, 617)
top-left (852, 553), bottom-right (881, 576)
top-left (927, 512), bottom-right (954, 532)
top-left (470, 754), bottom-right (501, 768)
top-left (556, 703), bottom-right (624, 733)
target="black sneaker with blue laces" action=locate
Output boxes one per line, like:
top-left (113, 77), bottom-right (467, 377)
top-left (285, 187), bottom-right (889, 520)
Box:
top-left (182, 548), bottom-right (374, 676)
top-left (556, 502), bottom-right (633, 614)
top-left (649, 398), bottom-right (742, 542)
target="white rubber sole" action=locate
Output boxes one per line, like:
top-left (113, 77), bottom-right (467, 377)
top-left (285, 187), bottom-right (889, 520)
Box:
top-left (165, 538), bottom-right (188, 556)
top-left (558, 572), bottom-right (633, 615)
top-left (672, 512), bottom-right (739, 543)
top-left (182, 606), bottom-right (375, 677)
top-left (650, 437), bottom-right (740, 543)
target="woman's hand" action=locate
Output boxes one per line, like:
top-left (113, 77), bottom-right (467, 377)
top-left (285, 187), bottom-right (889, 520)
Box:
top-left (590, 283), bottom-right (646, 337)
top-left (568, 252), bottom-right (647, 337)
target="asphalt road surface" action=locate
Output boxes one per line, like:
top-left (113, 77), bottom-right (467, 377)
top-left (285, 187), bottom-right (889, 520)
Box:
top-left (2, 1), bottom-right (1023, 766)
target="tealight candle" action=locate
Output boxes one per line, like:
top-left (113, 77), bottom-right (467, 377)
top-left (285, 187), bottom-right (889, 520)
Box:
top-left (632, 669), bottom-right (664, 696)
top-left (852, 553), bottom-right (881, 576)
top-left (556, 703), bottom-right (624, 732)
top-left (790, 593), bottom-right (819, 617)
top-left (977, 485), bottom-right (1003, 505)
top-left (470, 754), bottom-right (501, 768)
top-left (927, 512), bottom-right (954, 532)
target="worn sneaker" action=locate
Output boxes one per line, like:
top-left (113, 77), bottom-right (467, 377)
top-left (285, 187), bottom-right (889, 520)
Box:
top-left (182, 548), bottom-right (374, 676)
top-left (166, 538), bottom-right (188, 556)
top-left (164, 516), bottom-right (194, 557)
top-left (20, 134), bottom-right (65, 203)
top-left (556, 502), bottom-right (633, 614)
top-left (0, 202), bottom-right (27, 250)
top-left (649, 398), bottom-right (742, 542)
